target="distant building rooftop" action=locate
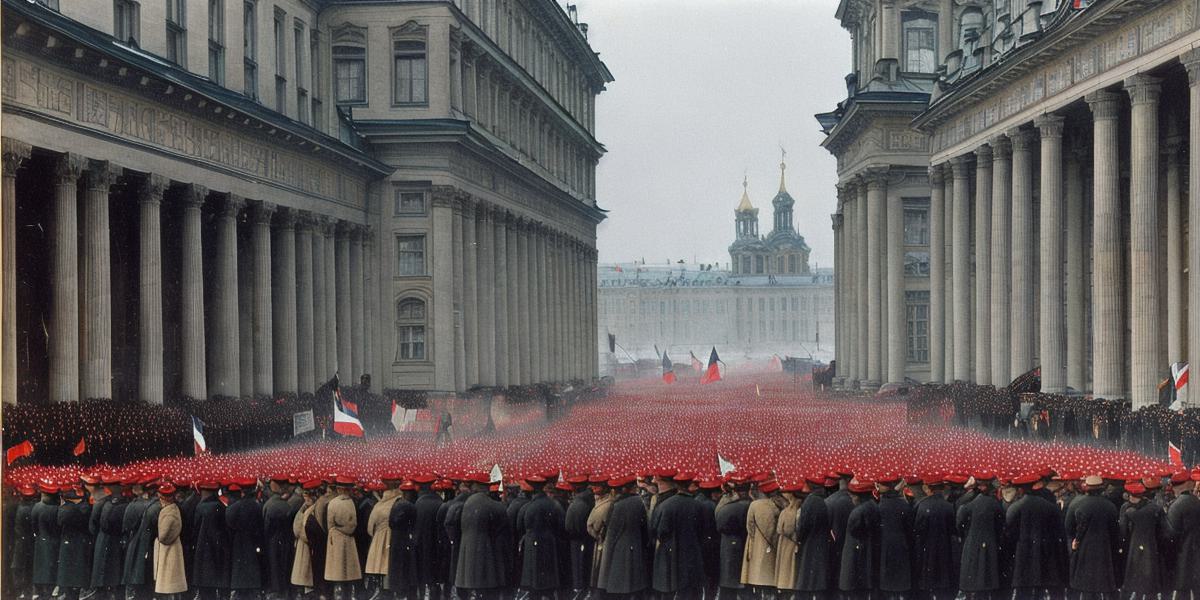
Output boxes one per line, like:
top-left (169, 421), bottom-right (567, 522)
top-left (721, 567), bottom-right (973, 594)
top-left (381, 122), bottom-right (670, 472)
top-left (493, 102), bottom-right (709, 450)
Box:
top-left (598, 262), bottom-right (833, 289)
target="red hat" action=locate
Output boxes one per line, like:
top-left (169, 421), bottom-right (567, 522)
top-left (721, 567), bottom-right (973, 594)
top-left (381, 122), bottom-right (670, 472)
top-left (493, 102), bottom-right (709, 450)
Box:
top-left (902, 476), bottom-right (922, 487)
top-left (37, 483), bottom-right (59, 494)
top-left (876, 475), bottom-right (901, 486)
top-left (555, 480), bottom-right (573, 491)
top-left (526, 475), bottom-right (547, 484)
top-left (489, 483), bottom-right (501, 492)
top-left (1170, 471), bottom-right (1191, 484)
top-left (672, 472), bottom-right (695, 483)
top-left (698, 479), bottom-right (723, 490)
top-left (972, 470), bottom-right (994, 481)
top-left (269, 474), bottom-right (290, 483)
top-left (1143, 477), bottom-right (1162, 490)
top-left (608, 476), bottom-right (637, 487)
top-left (227, 483), bottom-right (243, 492)
top-left (921, 473), bottom-right (944, 486)
top-left (1124, 482), bottom-right (1146, 496)
top-left (381, 473), bottom-right (405, 483)
top-left (944, 473), bottom-right (969, 485)
top-left (1013, 473), bottom-right (1040, 486)
top-left (236, 477), bottom-right (258, 488)
top-left (587, 475), bottom-right (608, 484)
top-left (1192, 468), bottom-right (1200, 482)
top-left (158, 484), bottom-right (178, 496)
top-left (198, 480), bottom-right (221, 491)
top-left (759, 481), bottom-right (780, 493)
top-left (411, 474), bottom-right (437, 484)
top-left (365, 482), bottom-right (387, 492)
top-left (849, 480), bottom-right (874, 494)
top-left (751, 472), bottom-right (770, 483)
top-left (653, 468), bottom-right (678, 479)
top-left (100, 474), bottom-right (121, 485)
top-left (80, 474), bottom-right (100, 485)
top-left (399, 481), bottom-right (418, 491)
top-left (781, 483), bottom-right (805, 493)
top-left (565, 475), bottom-right (589, 484)
top-left (334, 475), bottom-right (356, 487)
top-left (301, 479), bottom-right (323, 490)
top-left (19, 484), bottom-right (36, 497)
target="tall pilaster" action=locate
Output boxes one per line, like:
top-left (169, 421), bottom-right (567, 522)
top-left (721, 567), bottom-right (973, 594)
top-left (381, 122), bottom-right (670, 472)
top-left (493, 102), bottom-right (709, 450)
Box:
top-left (516, 221), bottom-right (531, 384)
top-left (1, 139), bottom-right (30, 404)
top-left (832, 207), bottom-right (845, 387)
top-left (137, 175), bottom-right (166, 404)
top-left (841, 190), bottom-right (857, 384)
top-left (324, 219), bottom-right (338, 378)
top-left (1036, 114), bottom-right (1066, 393)
top-left (312, 218), bottom-right (328, 384)
top-left (1126, 75), bottom-right (1163, 409)
top-left (273, 208), bottom-right (298, 394)
top-left (1009, 128), bottom-right (1037, 379)
top-left (296, 212), bottom-right (316, 393)
top-left (1165, 140), bottom-right (1185, 365)
top-left (864, 168), bottom-right (886, 388)
top-left (477, 206), bottom-right (497, 386)
top-left (251, 201), bottom-right (276, 396)
top-left (886, 172), bottom-right (905, 385)
top-left (974, 144), bottom-right (993, 385)
top-left (531, 224), bottom-right (545, 383)
top-left (1087, 91), bottom-right (1124, 400)
top-left (549, 233), bottom-right (561, 380)
top-left (210, 194), bottom-right (244, 397)
top-left (928, 167), bottom-right (945, 383)
top-left (506, 218), bottom-right (520, 384)
top-left (462, 196), bottom-right (479, 387)
top-left (350, 226), bottom-right (365, 381)
top-left (179, 184), bottom-right (209, 399)
top-left (50, 154), bottom-right (83, 402)
top-left (1065, 146), bottom-right (1088, 391)
top-left (493, 210), bottom-right (510, 386)
top-left (81, 161), bottom-right (117, 400)
top-left (950, 155), bottom-right (972, 382)
top-left (856, 181), bottom-right (869, 386)
top-left (335, 223), bottom-right (352, 379)
top-left (990, 135), bottom-right (1013, 385)
top-left (452, 201), bottom-right (467, 393)
top-left (1185, 51), bottom-right (1200, 397)
top-left (238, 215), bottom-right (255, 397)
top-left (943, 171), bottom-right (955, 374)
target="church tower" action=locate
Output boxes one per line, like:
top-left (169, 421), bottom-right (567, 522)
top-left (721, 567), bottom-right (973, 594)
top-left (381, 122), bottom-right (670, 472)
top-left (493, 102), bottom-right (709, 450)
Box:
top-left (771, 156), bottom-right (795, 233)
top-left (729, 176), bottom-right (764, 275)
top-left (734, 176), bottom-right (759, 240)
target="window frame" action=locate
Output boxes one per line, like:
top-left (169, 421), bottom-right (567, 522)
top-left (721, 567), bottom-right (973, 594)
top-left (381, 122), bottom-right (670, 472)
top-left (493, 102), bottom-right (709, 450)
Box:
top-left (166, 0), bottom-right (187, 65)
top-left (333, 44), bottom-right (368, 104)
top-left (392, 38), bottom-right (429, 106)
top-left (208, 0), bottom-right (225, 83)
top-left (394, 188), bottom-right (428, 216)
top-left (395, 234), bottom-right (427, 277)
top-left (906, 290), bottom-right (931, 364)
top-left (273, 8), bottom-right (287, 114)
top-left (903, 202), bottom-right (931, 245)
top-left (395, 297), bottom-right (427, 362)
top-left (243, 0), bottom-right (258, 100)
top-left (113, 0), bottom-right (140, 45)
top-left (902, 10), bottom-right (938, 74)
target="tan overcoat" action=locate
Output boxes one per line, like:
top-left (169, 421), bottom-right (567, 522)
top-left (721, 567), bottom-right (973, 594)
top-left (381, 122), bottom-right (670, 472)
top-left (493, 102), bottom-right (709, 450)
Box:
top-left (587, 493), bottom-right (614, 588)
top-left (774, 495), bottom-right (801, 590)
top-left (291, 503), bottom-right (315, 587)
top-left (325, 495), bottom-right (363, 582)
top-left (740, 497), bottom-right (780, 587)
top-left (153, 502), bottom-right (187, 594)
top-left (365, 489), bottom-right (400, 575)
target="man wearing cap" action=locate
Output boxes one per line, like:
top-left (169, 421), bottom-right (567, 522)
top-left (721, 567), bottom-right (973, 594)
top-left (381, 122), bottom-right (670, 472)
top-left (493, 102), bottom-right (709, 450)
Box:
top-left (227, 480), bottom-right (267, 597)
top-left (1004, 473), bottom-right (1067, 600)
top-left (412, 475), bottom-right (444, 600)
top-left (191, 481), bottom-right (230, 600)
top-left (694, 479), bottom-right (722, 600)
top-left (355, 483), bottom-right (380, 597)
top-left (152, 485), bottom-right (187, 598)
top-left (519, 475), bottom-right (567, 599)
top-left (875, 476), bottom-right (913, 600)
top-left (177, 480), bottom-right (201, 588)
top-left (56, 487), bottom-right (93, 600)
top-left (1064, 475), bottom-right (1120, 600)
top-left (365, 479), bottom-right (401, 599)
top-left (326, 477), bottom-right (364, 600)
top-left (838, 479), bottom-right (879, 600)
top-left (741, 479), bottom-right (781, 597)
top-left (956, 474), bottom-right (1004, 600)
top-left (456, 474), bottom-right (511, 599)
top-left (91, 479), bottom-right (129, 598)
top-left (911, 476), bottom-right (955, 600)
top-left (31, 483), bottom-right (62, 600)
top-left (651, 472), bottom-right (705, 599)
top-left (292, 481), bottom-right (321, 594)
top-left (596, 476), bottom-right (650, 598)
top-left (774, 484), bottom-right (803, 596)
top-left (587, 480), bottom-right (615, 594)
top-left (1165, 469), bottom-right (1200, 596)
top-left (716, 479), bottom-right (752, 600)
top-left (794, 477), bottom-right (833, 600)
top-left (264, 476), bottom-right (297, 600)
top-left (505, 480), bottom-right (532, 595)
top-left (564, 476), bottom-right (596, 600)
top-left (1117, 481), bottom-right (1164, 599)
top-left (124, 477), bottom-right (161, 599)
top-left (387, 481), bottom-right (421, 599)
top-left (12, 484), bottom-right (37, 600)
top-left (439, 479), bottom-right (471, 599)
top-left (824, 472), bottom-right (854, 591)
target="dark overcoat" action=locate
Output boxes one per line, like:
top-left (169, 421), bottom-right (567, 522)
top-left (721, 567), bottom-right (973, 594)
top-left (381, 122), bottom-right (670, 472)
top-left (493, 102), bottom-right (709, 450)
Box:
top-left (355, 494), bottom-right (376, 571)
top-left (414, 491), bottom-right (443, 585)
top-left (11, 499), bottom-right (35, 591)
top-left (262, 494), bottom-right (294, 592)
top-left (440, 493), bottom-right (467, 586)
top-left (1166, 491), bottom-right (1200, 591)
top-left (838, 497), bottom-right (879, 592)
top-left (957, 493), bottom-right (1004, 592)
top-left (650, 491), bottom-right (704, 594)
top-left (715, 497), bottom-right (750, 589)
top-left (1004, 492), bottom-right (1068, 589)
top-left (118, 497), bottom-right (150, 585)
top-left (597, 493), bottom-right (650, 595)
top-left (520, 493), bottom-right (567, 591)
top-left (125, 498), bottom-right (161, 585)
top-left (794, 490), bottom-right (832, 591)
top-left (179, 490), bottom-right (201, 578)
top-left (1064, 493), bottom-right (1120, 593)
top-left (32, 498), bottom-right (62, 586)
top-left (304, 506), bottom-right (328, 590)
top-left (387, 496), bottom-right (420, 592)
top-left (225, 495), bottom-right (265, 589)
top-left (56, 501), bottom-right (93, 588)
top-left (456, 491), bottom-right (510, 590)
top-left (912, 493), bottom-right (956, 592)
top-left (694, 493), bottom-right (720, 587)
top-left (191, 495), bottom-right (230, 589)
top-left (824, 488), bottom-right (854, 578)
top-left (90, 495), bottom-right (128, 587)
top-left (1119, 499), bottom-right (1166, 593)
top-left (564, 489), bottom-right (595, 590)
top-left (876, 490), bottom-right (913, 592)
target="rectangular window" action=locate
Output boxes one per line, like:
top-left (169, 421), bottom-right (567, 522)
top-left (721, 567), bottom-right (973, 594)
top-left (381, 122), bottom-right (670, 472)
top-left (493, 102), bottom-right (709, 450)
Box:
top-left (294, 21), bottom-right (306, 122)
top-left (310, 30), bottom-right (323, 129)
top-left (755, 256), bottom-right (764, 274)
top-left (904, 17), bottom-right (936, 73)
top-left (394, 190), bottom-right (427, 216)
top-left (334, 45), bottom-right (367, 103)
top-left (243, 0), bottom-right (257, 99)
top-left (396, 235), bottom-right (426, 276)
top-left (166, 0), bottom-right (187, 65)
top-left (906, 290), bottom-right (931, 363)
top-left (904, 205), bottom-right (930, 245)
top-left (114, 0), bottom-right (140, 44)
top-left (904, 251), bottom-right (931, 277)
top-left (208, 0), bottom-right (225, 83)
top-left (393, 39), bottom-right (428, 105)
top-left (788, 254), bottom-right (797, 274)
top-left (274, 9), bottom-right (286, 113)
top-left (397, 325), bottom-right (426, 360)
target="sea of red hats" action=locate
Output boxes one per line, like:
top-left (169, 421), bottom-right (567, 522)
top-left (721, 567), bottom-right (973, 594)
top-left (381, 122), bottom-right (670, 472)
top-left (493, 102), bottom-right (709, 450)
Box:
top-left (4, 375), bottom-right (1186, 494)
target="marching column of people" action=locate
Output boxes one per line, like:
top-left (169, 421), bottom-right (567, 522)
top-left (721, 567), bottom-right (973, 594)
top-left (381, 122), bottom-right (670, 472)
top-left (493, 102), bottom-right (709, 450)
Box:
top-left (5, 467), bottom-right (1200, 600)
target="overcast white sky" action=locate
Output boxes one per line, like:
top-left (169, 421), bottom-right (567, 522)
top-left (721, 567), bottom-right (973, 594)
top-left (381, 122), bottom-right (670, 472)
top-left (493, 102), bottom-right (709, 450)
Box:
top-left (576, 0), bottom-right (851, 270)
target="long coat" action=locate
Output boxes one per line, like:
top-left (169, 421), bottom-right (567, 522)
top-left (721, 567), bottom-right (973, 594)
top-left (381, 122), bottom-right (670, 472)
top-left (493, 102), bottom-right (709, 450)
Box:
top-left (387, 496), bottom-right (419, 592)
top-left (740, 497), bottom-right (779, 587)
top-left (1064, 493), bottom-right (1120, 593)
top-left (325, 495), bottom-right (362, 582)
top-left (55, 501), bottom-right (92, 589)
top-left (824, 489), bottom-right (854, 581)
top-left (305, 504), bottom-right (328, 590)
top-left (598, 493), bottom-right (650, 595)
top-left (838, 497), bottom-right (879, 592)
top-left (795, 489), bottom-right (833, 591)
top-left (456, 491), bottom-right (510, 590)
top-left (695, 493), bottom-right (720, 589)
top-left (588, 493), bottom-right (614, 589)
top-left (355, 494), bottom-right (376, 572)
top-left (91, 495), bottom-right (128, 587)
top-left (125, 497), bottom-right (160, 586)
top-left (32, 498), bottom-right (62, 586)
top-left (1004, 491), bottom-right (1068, 589)
top-left (774, 497), bottom-right (801, 590)
top-left (520, 493), bottom-right (567, 591)
top-left (191, 495), bottom-right (230, 589)
top-left (153, 502), bottom-right (187, 594)
top-left (651, 491), bottom-right (705, 594)
top-left (506, 493), bottom-right (531, 584)
top-left (877, 490), bottom-right (914, 592)
top-left (263, 494), bottom-right (295, 592)
top-left (365, 489), bottom-right (400, 575)
top-left (11, 499), bottom-right (35, 591)
top-left (1119, 499), bottom-right (1166, 593)
top-left (441, 493), bottom-right (468, 586)
top-left (715, 497), bottom-right (750, 589)
top-left (291, 504), bottom-right (315, 588)
top-left (1166, 491), bottom-right (1200, 591)
top-left (564, 489), bottom-right (595, 591)
top-left (912, 493), bottom-right (956, 592)
top-left (414, 491), bottom-right (443, 585)
top-left (225, 495), bottom-right (264, 589)
top-left (119, 497), bottom-right (149, 585)
top-left (957, 492), bottom-right (1005, 592)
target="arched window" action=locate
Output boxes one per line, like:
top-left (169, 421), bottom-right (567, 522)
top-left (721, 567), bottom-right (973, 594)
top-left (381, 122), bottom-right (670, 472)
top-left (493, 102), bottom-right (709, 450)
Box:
top-left (332, 24), bottom-right (367, 104)
top-left (902, 11), bottom-right (937, 73)
top-left (396, 298), bottom-right (426, 361)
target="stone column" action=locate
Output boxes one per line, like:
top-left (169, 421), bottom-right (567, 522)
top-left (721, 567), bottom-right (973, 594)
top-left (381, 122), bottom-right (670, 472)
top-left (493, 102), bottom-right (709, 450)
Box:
top-left (506, 218), bottom-right (521, 383)
top-left (856, 182), bottom-right (869, 386)
top-left (951, 156), bottom-right (972, 382)
top-left (137, 175), bottom-right (166, 404)
top-left (452, 202), bottom-right (467, 393)
top-left (1065, 146), bottom-right (1087, 391)
top-left (990, 135), bottom-right (1013, 384)
top-left (928, 167), bottom-right (945, 383)
top-left (1185, 51), bottom-right (1200, 394)
top-left (864, 168), bottom-right (886, 388)
top-left (180, 184), bottom-right (209, 400)
top-left (350, 226), bottom-right (365, 381)
top-left (80, 160), bottom-right (117, 400)
top-left (462, 196), bottom-right (479, 387)
top-left (974, 144), bottom-right (993, 385)
top-left (238, 220), bottom-right (255, 398)
top-left (251, 201), bottom-right (275, 396)
top-left (886, 173), bottom-right (905, 385)
top-left (273, 208), bottom-right (298, 394)
top-left (336, 223), bottom-right (352, 379)
top-left (296, 212), bottom-right (316, 393)
top-left (1126, 74), bottom-right (1163, 409)
top-left (477, 206), bottom-right (497, 386)
top-left (840, 192), bottom-right (856, 385)
top-left (1036, 114), bottom-right (1066, 393)
top-left (312, 217), bottom-right (328, 383)
top-left (1087, 91), bottom-right (1124, 400)
top-left (1165, 140), bottom-right (1185, 365)
top-left (516, 221), bottom-right (531, 384)
top-left (324, 220), bottom-right (338, 378)
top-left (210, 194), bottom-right (243, 397)
top-left (1010, 127), bottom-right (1037, 379)
top-left (1, 140), bottom-right (29, 404)
top-left (548, 233), bottom-right (561, 380)
top-left (50, 154), bottom-right (83, 402)
top-left (493, 210), bottom-right (510, 386)
top-left (531, 224), bottom-right (545, 383)
top-left (832, 209), bottom-right (844, 387)
top-left (943, 171), bottom-right (955, 369)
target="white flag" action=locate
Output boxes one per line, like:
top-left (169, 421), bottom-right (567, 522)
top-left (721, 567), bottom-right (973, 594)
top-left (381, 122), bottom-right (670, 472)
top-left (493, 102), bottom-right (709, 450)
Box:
top-left (718, 454), bottom-right (736, 477)
top-left (490, 464), bottom-right (503, 484)
top-left (1172, 362), bottom-right (1189, 410)
top-left (756, 384), bottom-right (761, 398)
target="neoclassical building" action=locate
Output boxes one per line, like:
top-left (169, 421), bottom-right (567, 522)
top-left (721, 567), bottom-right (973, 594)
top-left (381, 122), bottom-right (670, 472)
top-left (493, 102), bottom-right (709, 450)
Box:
top-left (1, 0), bottom-right (611, 403)
top-left (824, 0), bottom-right (1200, 409)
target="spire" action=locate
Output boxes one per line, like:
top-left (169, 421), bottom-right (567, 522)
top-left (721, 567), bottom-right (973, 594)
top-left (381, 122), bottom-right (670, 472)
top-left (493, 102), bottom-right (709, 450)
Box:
top-left (736, 174), bottom-right (754, 212)
top-left (778, 146), bottom-right (788, 193)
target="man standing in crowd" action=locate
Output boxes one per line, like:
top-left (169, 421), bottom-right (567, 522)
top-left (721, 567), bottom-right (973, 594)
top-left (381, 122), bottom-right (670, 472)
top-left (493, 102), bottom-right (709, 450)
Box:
top-left (264, 475), bottom-right (297, 600)
top-left (563, 475), bottom-right (595, 600)
top-left (32, 484), bottom-right (62, 600)
top-left (455, 474), bottom-right (509, 599)
top-left (192, 481), bottom-right (230, 600)
top-left (839, 478), bottom-right (879, 600)
top-left (742, 478), bottom-right (781, 598)
top-left (55, 487), bottom-right (91, 600)
top-left (1065, 475), bottom-right (1120, 600)
top-left (957, 474), bottom-right (1005, 600)
top-left (387, 481), bottom-right (421, 599)
top-left (326, 476), bottom-right (364, 600)
top-left (152, 484), bottom-right (187, 599)
top-left (520, 475), bottom-right (566, 600)
top-left (226, 479), bottom-right (265, 599)
top-left (412, 474), bottom-right (444, 600)
top-left (597, 476), bottom-right (650, 598)
top-left (365, 476), bottom-right (401, 598)
top-left (717, 478), bottom-right (752, 600)
top-left (1004, 473), bottom-right (1067, 600)
top-left (652, 471), bottom-right (705, 599)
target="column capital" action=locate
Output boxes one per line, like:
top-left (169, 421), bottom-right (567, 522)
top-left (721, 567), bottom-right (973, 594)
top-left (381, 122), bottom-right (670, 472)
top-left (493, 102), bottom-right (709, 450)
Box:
top-left (2, 138), bottom-right (31, 176)
top-left (249, 200), bottom-right (276, 224)
top-left (1085, 90), bottom-right (1122, 120)
top-left (218, 193), bottom-right (246, 218)
top-left (314, 214), bottom-right (335, 235)
top-left (349, 223), bottom-right (366, 241)
top-left (296, 210), bottom-right (317, 231)
top-left (137, 174), bottom-right (168, 205)
top-left (1034, 114), bottom-right (1066, 138)
top-left (275, 206), bottom-right (299, 230)
top-left (989, 134), bottom-right (1012, 158)
top-left (949, 155), bottom-right (972, 178)
top-left (862, 166), bottom-right (889, 190)
top-left (1007, 127), bottom-right (1036, 151)
top-left (1124, 74), bottom-right (1162, 105)
top-left (334, 219), bottom-right (354, 237)
top-left (1184, 48), bottom-right (1200, 85)
top-left (181, 183), bottom-right (209, 208)
top-left (52, 153), bottom-right (85, 185)
top-left (975, 143), bottom-right (993, 164)
top-left (928, 164), bottom-right (945, 185)
top-left (83, 160), bottom-right (120, 192)
top-left (431, 185), bottom-right (457, 208)
top-left (831, 213), bottom-right (844, 230)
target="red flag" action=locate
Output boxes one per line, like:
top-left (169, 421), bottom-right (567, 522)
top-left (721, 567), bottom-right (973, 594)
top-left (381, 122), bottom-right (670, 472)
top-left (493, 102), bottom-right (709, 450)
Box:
top-left (1169, 442), bottom-right (1184, 469)
top-left (72, 437), bottom-right (86, 457)
top-left (662, 352), bottom-right (676, 384)
top-left (5, 440), bottom-right (34, 465)
top-left (700, 347), bottom-right (722, 384)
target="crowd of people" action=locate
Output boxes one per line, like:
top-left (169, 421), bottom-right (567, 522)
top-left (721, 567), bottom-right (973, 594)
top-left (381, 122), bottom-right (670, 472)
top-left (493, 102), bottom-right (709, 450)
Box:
top-left (5, 465), bottom-right (1200, 600)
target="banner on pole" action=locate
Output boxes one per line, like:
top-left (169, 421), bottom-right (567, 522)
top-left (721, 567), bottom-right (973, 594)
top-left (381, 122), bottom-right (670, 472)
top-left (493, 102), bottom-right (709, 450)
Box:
top-left (293, 410), bottom-right (315, 436)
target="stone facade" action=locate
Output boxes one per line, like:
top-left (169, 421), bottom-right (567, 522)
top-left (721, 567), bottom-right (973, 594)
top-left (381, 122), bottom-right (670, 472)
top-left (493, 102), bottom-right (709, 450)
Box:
top-left (1, 0), bottom-right (611, 403)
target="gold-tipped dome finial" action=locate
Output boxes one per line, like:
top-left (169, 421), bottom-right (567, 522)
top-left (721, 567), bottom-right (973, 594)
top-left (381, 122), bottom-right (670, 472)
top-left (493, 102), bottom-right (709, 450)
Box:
top-left (737, 174), bottom-right (754, 211)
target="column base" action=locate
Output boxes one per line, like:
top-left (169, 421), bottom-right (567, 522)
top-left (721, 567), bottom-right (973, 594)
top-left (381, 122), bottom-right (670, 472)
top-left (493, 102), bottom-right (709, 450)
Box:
top-left (862, 380), bottom-right (881, 392)
top-left (832, 376), bottom-right (846, 389)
